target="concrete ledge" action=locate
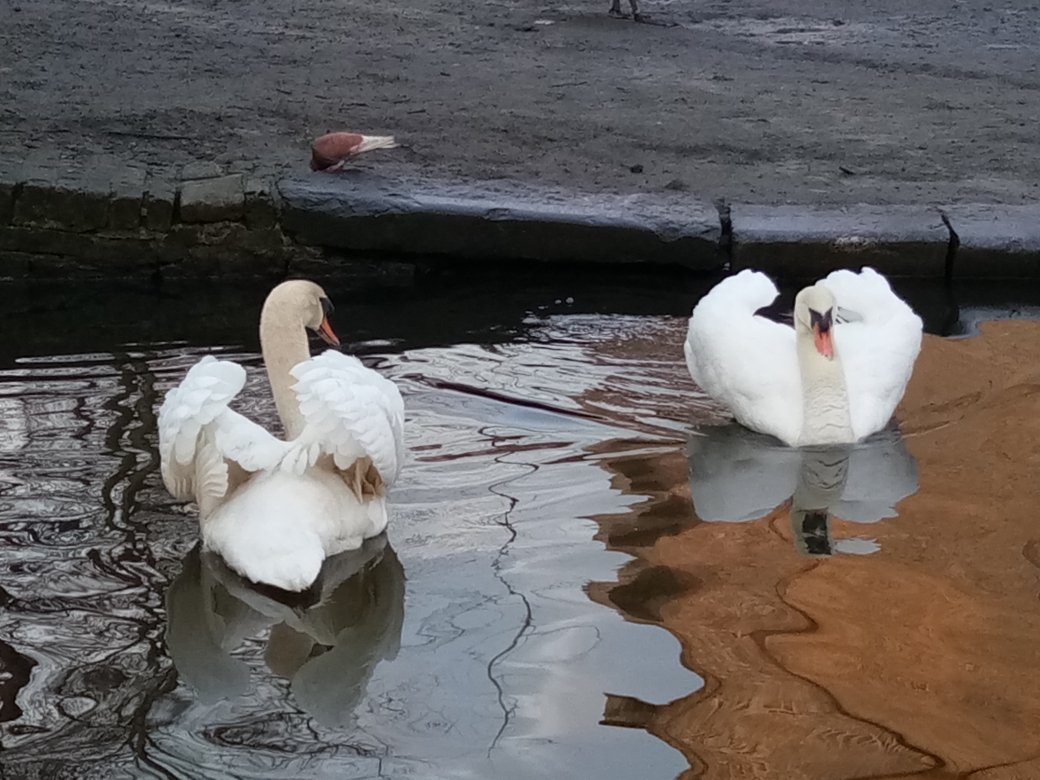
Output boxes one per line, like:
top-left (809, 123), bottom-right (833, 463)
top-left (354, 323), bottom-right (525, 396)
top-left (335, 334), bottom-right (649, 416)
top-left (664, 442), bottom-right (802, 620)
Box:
top-left (278, 173), bottom-right (721, 268)
top-left (731, 205), bottom-right (951, 277)
top-left (180, 175), bottom-right (245, 223)
top-left (943, 205), bottom-right (1040, 278)
top-left (3, 153), bottom-right (1040, 281)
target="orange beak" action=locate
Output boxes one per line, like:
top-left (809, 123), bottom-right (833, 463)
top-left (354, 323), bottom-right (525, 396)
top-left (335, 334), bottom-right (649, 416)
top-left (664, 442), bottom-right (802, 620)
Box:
top-left (317, 316), bottom-right (340, 346)
top-left (813, 323), bottom-right (834, 358)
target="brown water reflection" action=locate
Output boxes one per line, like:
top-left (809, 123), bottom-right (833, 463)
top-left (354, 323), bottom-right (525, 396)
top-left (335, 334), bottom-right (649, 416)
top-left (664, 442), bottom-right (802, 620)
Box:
top-left (589, 320), bottom-right (1040, 779)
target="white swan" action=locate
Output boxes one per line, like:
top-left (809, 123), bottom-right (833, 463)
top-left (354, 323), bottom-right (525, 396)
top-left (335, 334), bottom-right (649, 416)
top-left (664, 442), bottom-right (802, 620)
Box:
top-left (684, 267), bottom-right (922, 447)
top-left (158, 280), bottom-right (405, 592)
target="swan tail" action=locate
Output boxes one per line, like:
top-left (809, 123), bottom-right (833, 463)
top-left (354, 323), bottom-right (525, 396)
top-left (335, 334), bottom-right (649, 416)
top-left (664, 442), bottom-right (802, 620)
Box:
top-left (341, 456), bottom-right (386, 502)
top-left (212, 530), bottom-right (325, 592)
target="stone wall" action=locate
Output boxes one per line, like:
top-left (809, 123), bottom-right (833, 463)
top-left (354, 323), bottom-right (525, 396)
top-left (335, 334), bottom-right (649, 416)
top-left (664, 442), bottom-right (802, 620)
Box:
top-left (0, 159), bottom-right (312, 280)
top-left (2, 155), bottom-right (1038, 280)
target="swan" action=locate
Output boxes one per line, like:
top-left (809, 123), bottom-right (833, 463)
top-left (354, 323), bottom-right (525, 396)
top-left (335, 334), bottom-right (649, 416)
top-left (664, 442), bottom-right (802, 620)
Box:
top-left (158, 280), bottom-right (405, 592)
top-left (684, 267), bottom-right (922, 447)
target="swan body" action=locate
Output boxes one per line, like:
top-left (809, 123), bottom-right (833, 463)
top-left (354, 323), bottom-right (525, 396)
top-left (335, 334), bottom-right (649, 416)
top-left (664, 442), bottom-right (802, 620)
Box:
top-left (158, 280), bottom-right (405, 592)
top-left (684, 267), bottom-right (922, 447)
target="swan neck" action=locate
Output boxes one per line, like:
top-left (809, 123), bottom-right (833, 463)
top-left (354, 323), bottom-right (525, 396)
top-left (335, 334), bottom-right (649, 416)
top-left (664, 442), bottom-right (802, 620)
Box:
top-left (259, 299), bottom-right (310, 439)
top-left (796, 334), bottom-right (853, 445)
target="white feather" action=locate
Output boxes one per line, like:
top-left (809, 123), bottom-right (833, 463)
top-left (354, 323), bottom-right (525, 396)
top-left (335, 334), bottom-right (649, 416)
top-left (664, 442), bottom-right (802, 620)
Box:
top-left (822, 268), bottom-right (923, 440)
top-left (685, 270), bottom-right (803, 445)
top-left (287, 351), bottom-right (406, 485)
top-left (158, 356), bottom-right (285, 501)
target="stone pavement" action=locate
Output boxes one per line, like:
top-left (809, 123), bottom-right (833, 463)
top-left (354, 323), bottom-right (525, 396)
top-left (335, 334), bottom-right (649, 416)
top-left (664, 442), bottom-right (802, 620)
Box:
top-left (1, 0), bottom-right (1038, 277)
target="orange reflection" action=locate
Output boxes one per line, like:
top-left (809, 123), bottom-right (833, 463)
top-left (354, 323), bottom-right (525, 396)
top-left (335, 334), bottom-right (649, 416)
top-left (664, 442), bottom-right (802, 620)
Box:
top-left (588, 320), bottom-right (1040, 779)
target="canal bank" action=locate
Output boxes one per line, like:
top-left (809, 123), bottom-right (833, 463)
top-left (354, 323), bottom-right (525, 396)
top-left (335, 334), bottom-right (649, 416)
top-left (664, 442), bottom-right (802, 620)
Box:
top-left (1, 162), bottom-right (1038, 278)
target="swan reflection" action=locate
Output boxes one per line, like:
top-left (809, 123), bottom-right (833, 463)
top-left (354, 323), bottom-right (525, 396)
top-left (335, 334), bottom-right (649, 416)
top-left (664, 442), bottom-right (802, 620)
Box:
top-left (164, 534), bottom-right (404, 727)
top-left (687, 426), bottom-right (919, 555)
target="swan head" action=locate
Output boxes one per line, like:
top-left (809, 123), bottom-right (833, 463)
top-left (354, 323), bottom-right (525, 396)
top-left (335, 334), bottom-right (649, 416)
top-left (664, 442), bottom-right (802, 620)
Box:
top-left (266, 280), bottom-right (340, 346)
top-left (794, 283), bottom-right (837, 359)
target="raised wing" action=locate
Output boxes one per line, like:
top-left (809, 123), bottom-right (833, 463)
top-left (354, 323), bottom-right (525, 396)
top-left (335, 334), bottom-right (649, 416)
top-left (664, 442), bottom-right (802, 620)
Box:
top-left (822, 268), bottom-right (923, 439)
top-left (158, 356), bottom-right (287, 507)
top-left (685, 270), bottom-right (803, 446)
top-left (283, 351), bottom-right (405, 489)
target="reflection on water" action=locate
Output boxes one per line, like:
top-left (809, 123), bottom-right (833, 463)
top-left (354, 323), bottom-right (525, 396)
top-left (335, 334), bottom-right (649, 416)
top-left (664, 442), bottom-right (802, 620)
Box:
top-left (2, 299), bottom-right (1040, 779)
top-left (688, 426), bottom-right (919, 555)
top-left (165, 536), bottom-right (404, 728)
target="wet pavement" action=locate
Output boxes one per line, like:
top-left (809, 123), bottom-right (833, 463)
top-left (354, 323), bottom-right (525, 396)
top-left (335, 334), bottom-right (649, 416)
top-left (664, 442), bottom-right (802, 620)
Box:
top-left (1, 279), bottom-right (1039, 778)
top-left (3, 0), bottom-right (1040, 206)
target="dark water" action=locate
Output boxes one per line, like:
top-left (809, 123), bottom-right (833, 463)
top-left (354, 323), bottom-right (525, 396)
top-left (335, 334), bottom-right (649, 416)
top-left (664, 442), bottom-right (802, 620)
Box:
top-left (0, 277), bottom-right (706, 779)
top-left (2, 275), bottom-right (1040, 779)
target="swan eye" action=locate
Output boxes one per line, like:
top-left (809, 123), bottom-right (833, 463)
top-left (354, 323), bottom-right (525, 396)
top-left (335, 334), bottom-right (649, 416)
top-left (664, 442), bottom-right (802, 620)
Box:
top-left (320, 297), bottom-right (334, 317)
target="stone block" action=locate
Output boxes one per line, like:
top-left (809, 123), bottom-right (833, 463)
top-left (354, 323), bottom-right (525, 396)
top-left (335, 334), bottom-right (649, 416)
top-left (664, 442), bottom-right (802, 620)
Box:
top-left (0, 250), bottom-right (33, 279)
top-left (143, 175), bottom-right (177, 232)
top-left (0, 182), bottom-right (14, 227)
top-left (181, 161), bottom-right (224, 180)
top-left (942, 205), bottom-right (1040, 278)
top-left (12, 156), bottom-right (149, 233)
top-left (13, 163), bottom-right (111, 233)
top-left (165, 221), bottom-right (246, 248)
top-left (277, 173), bottom-right (721, 269)
top-left (155, 247), bottom-right (221, 278)
top-left (109, 166), bottom-right (147, 230)
top-left (731, 205), bottom-right (950, 277)
top-left (0, 226), bottom-right (154, 268)
top-left (0, 153), bottom-right (22, 227)
top-left (239, 227), bottom-right (289, 257)
top-left (180, 175), bottom-right (245, 223)
top-left (244, 177), bottom-right (279, 229)
top-left (215, 246), bottom-right (288, 277)
top-left (158, 223), bottom-right (288, 277)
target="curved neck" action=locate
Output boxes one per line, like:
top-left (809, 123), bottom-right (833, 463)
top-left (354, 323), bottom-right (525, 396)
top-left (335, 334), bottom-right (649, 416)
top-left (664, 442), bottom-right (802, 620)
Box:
top-left (259, 302), bottom-right (310, 440)
top-left (796, 334), bottom-right (853, 445)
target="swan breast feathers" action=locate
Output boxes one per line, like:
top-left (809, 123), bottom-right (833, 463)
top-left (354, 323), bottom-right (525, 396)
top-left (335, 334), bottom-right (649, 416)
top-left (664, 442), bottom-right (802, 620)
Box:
top-left (286, 350), bottom-right (406, 485)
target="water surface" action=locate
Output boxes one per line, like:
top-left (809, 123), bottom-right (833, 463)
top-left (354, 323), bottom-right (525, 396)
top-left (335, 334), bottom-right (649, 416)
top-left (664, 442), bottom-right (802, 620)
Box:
top-left (1, 278), bottom-right (1039, 779)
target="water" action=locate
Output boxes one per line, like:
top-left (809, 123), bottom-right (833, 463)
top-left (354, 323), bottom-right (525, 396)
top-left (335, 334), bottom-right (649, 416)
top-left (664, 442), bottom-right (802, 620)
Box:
top-left (1, 276), bottom-right (1040, 779)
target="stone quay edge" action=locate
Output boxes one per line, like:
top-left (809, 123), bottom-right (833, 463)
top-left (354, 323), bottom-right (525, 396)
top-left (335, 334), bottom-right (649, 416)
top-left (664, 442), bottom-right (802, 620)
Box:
top-left (0, 158), bottom-right (1037, 280)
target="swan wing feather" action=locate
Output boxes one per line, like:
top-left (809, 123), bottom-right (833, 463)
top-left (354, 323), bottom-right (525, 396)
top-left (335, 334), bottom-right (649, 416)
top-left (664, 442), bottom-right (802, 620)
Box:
top-left (212, 409), bottom-right (290, 472)
top-left (685, 270), bottom-right (803, 446)
top-left (158, 356), bottom-right (286, 502)
top-left (822, 267), bottom-right (923, 439)
top-left (288, 351), bottom-right (405, 485)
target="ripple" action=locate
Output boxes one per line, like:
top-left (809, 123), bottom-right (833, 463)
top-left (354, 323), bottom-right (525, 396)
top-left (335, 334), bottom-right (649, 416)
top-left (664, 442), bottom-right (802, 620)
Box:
top-left (0, 316), bottom-right (698, 779)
